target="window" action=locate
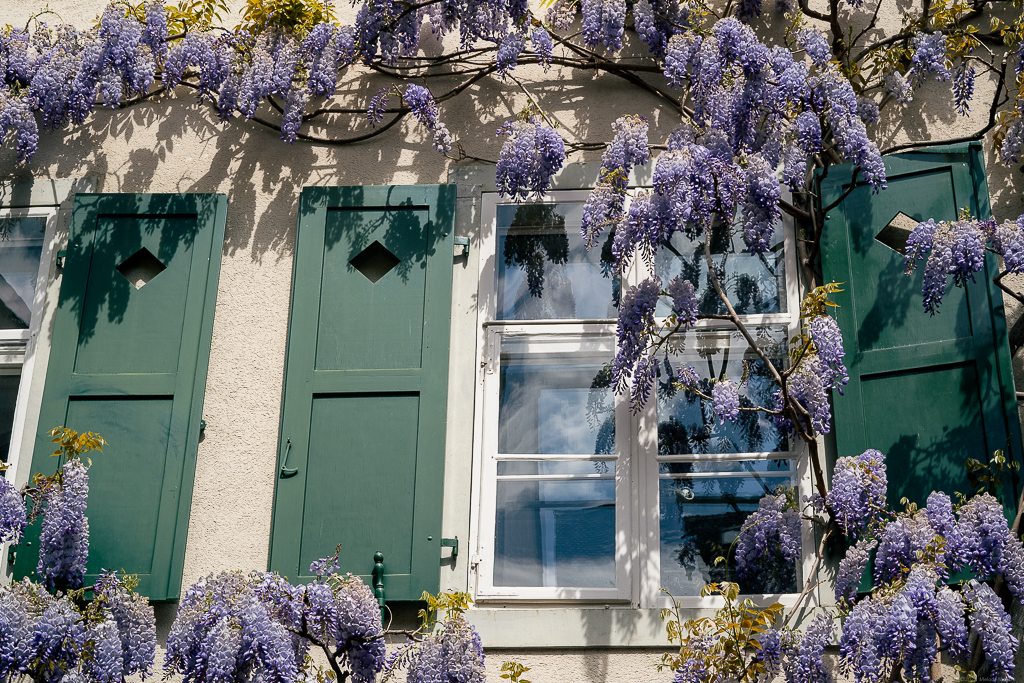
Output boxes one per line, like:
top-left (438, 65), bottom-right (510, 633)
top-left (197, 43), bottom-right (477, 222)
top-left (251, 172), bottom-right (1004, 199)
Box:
top-left (0, 208), bottom-right (58, 464)
top-left (471, 189), bottom-right (814, 608)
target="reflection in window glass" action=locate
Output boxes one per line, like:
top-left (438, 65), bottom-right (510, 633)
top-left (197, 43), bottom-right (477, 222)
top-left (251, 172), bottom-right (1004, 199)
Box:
top-left (657, 328), bottom-right (788, 455)
top-left (655, 222), bottom-right (786, 317)
top-left (499, 342), bottom-right (614, 455)
top-left (659, 460), bottom-right (798, 595)
top-left (0, 217), bottom-right (44, 330)
top-left (0, 373), bottom-right (19, 461)
top-left (495, 202), bottom-right (618, 320)
top-left (494, 466), bottom-right (615, 587)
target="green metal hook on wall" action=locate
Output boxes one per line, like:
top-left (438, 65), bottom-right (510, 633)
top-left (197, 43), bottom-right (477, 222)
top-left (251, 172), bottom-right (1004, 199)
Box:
top-left (279, 439), bottom-right (298, 478)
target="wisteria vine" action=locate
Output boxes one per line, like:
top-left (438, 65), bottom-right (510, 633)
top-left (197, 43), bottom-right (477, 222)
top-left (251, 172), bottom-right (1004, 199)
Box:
top-left (4, 0), bottom-right (1024, 680)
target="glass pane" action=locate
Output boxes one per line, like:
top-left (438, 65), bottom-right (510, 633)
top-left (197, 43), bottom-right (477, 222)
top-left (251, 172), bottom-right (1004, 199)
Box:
top-left (659, 461), bottom-right (798, 596)
top-left (499, 341), bottom-right (614, 455)
top-left (494, 475), bottom-right (615, 587)
top-left (495, 202), bottom-right (618, 320)
top-left (498, 460), bottom-right (614, 476)
top-left (0, 217), bottom-right (44, 330)
top-left (655, 221), bottom-right (786, 317)
top-left (658, 328), bottom-right (788, 455)
top-left (0, 373), bottom-right (19, 461)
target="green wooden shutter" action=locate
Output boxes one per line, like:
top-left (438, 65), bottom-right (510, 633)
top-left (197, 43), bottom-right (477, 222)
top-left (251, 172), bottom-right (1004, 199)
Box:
top-left (820, 143), bottom-right (1021, 516)
top-left (268, 185), bottom-right (455, 599)
top-left (13, 193), bottom-right (226, 600)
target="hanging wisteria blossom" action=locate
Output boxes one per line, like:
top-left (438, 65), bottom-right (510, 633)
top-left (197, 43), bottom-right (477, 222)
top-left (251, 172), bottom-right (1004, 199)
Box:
top-left (495, 117), bottom-right (566, 200)
top-left (37, 458), bottom-right (90, 590)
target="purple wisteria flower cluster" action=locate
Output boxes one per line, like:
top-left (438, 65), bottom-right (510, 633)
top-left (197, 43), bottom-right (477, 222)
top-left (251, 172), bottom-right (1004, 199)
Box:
top-left (0, 0), bottom-right (459, 155)
top-left (733, 491), bottom-right (801, 579)
top-left (582, 114), bottom-right (650, 248)
top-left (904, 213), bottom-right (1024, 314)
top-left (838, 565), bottom-right (1017, 682)
top-left (711, 380), bottom-right (740, 424)
top-left (37, 457), bottom-right (89, 590)
top-left (614, 277), bottom-right (660, 407)
top-left (404, 84), bottom-right (453, 154)
top-left (94, 571), bottom-right (158, 678)
top-left (807, 315), bottom-right (848, 391)
top-left (0, 476), bottom-right (27, 544)
top-left (0, 428), bottom-right (159, 683)
top-left (165, 571), bottom-right (304, 683)
top-left (825, 449), bottom-right (886, 537)
top-left (784, 613), bottom-right (833, 683)
top-left (495, 117), bottom-right (566, 200)
top-left (781, 355), bottom-right (833, 435)
top-left (165, 561), bottom-right (386, 683)
top-left (0, 573), bottom-right (156, 682)
top-left (582, 22), bottom-right (888, 417)
top-left (0, 0), bottom-right (1018, 169)
top-left (819, 448), bottom-right (1024, 681)
top-left (733, 443), bottom-right (1024, 682)
top-left (767, 311), bottom-right (848, 438)
top-left (402, 613), bottom-right (486, 683)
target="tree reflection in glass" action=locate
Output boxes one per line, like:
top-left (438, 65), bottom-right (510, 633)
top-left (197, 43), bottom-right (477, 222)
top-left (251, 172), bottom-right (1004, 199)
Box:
top-left (656, 327), bottom-right (798, 595)
top-left (655, 221), bottom-right (786, 317)
top-left (496, 203), bottom-right (617, 320)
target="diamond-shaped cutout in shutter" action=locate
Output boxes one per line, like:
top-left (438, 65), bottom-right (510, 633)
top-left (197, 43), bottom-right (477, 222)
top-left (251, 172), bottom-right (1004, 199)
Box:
top-left (875, 212), bottom-right (919, 255)
top-left (349, 240), bottom-right (401, 283)
top-left (116, 247), bottom-right (167, 290)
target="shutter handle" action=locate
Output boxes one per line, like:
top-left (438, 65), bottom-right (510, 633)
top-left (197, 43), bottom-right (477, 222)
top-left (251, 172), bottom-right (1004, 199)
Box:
top-left (279, 439), bottom-right (298, 478)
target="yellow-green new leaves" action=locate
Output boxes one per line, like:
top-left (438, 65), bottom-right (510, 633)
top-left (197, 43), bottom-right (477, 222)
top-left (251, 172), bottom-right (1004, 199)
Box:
top-left (241, 0), bottom-right (337, 35)
top-left (418, 590), bottom-right (473, 631)
top-left (499, 660), bottom-right (531, 683)
top-left (48, 426), bottom-right (105, 464)
top-left (659, 583), bottom-right (786, 683)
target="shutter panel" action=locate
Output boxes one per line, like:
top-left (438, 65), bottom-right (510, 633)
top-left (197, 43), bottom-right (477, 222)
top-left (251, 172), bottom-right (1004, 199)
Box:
top-left (269, 185), bottom-right (455, 599)
top-left (820, 143), bottom-right (1021, 516)
top-left (12, 193), bottom-right (226, 600)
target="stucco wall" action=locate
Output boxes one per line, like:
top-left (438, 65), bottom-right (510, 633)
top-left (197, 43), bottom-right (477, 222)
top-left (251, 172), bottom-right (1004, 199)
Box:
top-left (3, 0), bottom-right (1024, 680)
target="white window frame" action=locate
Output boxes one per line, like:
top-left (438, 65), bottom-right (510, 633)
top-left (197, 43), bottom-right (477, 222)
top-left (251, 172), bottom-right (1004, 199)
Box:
top-left (469, 183), bottom-right (819, 612)
top-left (0, 178), bottom-right (93, 583)
top-left (0, 207), bottom-right (61, 475)
top-left (629, 200), bottom-right (818, 610)
top-left (473, 190), bottom-right (632, 602)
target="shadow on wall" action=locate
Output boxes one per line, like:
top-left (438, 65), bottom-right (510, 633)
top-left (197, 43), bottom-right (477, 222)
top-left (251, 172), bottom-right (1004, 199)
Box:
top-left (0, 34), bottom-right (676, 268)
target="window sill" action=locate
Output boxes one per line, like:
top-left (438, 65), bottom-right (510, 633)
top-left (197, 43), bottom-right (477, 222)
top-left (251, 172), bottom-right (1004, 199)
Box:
top-left (467, 594), bottom-right (827, 648)
top-left (467, 606), bottom-right (672, 648)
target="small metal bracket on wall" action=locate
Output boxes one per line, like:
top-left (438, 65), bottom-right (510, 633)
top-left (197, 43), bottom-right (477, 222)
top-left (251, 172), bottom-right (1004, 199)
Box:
top-left (372, 552), bottom-right (386, 616)
top-left (441, 537), bottom-right (458, 561)
top-left (55, 250), bottom-right (67, 268)
top-left (453, 236), bottom-right (470, 257)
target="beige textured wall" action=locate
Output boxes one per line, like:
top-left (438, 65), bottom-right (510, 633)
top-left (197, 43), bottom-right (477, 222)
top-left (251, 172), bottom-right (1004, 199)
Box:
top-left (2, 0), bottom-right (1023, 680)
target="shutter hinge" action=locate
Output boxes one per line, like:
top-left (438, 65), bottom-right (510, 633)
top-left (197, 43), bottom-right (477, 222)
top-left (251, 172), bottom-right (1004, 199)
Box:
top-left (453, 236), bottom-right (470, 257)
top-left (56, 250), bottom-right (67, 268)
top-left (441, 537), bottom-right (459, 560)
